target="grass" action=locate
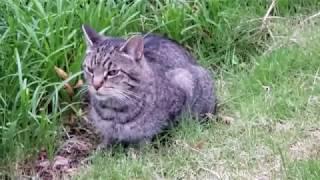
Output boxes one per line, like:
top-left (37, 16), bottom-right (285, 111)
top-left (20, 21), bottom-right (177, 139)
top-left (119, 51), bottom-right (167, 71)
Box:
top-left (0, 0), bottom-right (320, 179)
top-left (288, 160), bottom-right (320, 180)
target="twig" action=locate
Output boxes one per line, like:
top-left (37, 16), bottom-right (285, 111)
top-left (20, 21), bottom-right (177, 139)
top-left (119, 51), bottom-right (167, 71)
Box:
top-left (302, 11), bottom-right (320, 24)
top-left (241, 16), bottom-right (285, 24)
top-left (175, 140), bottom-right (207, 157)
top-left (199, 167), bottom-right (221, 179)
top-left (290, 11), bottom-right (320, 43)
top-left (261, 0), bottom-right (277, 30)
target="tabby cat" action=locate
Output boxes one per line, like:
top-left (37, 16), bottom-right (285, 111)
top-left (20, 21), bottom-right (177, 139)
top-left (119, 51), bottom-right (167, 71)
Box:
top-left (81, 25), bottom-right (216, 147)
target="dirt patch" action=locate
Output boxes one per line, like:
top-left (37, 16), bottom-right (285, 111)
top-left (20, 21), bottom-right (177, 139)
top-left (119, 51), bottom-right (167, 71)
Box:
top-left (242, 146), bottom-right (282, 180)
top-left (18, 115), bottom-right (99, 180)
top-left (35, 137), bottom-right (95, 179)
top-left (275, 121), bottom-right (295, 132)
top-left (289, 128), bottom-right (320, 160)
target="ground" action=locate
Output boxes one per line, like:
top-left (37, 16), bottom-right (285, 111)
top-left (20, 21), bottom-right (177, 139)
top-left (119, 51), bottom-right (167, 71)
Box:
top-left (0, 1), bottom-right (319, 179)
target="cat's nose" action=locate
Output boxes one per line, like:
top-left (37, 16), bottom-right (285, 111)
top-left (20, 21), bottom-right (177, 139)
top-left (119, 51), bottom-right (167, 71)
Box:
top-left (92, 77), bottom-right (104, 90)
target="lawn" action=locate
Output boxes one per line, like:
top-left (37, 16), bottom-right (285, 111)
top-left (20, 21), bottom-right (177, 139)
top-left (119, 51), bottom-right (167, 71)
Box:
top-left (0, 0), bottom-right (319, 179)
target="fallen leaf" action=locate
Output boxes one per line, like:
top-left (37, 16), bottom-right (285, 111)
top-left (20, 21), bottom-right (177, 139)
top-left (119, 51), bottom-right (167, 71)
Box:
top-left (220, 115), bottom-right (234, 125)
top-left (52, 156), bottom-right (70, 171)
top-left (37, 160), bottom-right (50, 170)
top-left (66, 114), bottom-right (77, 126)
top-left (128, 148), bottom-right (138, 160)
top-left (74, 79), bottom-right (84, 89)
top-left (193, 141), bottom-right (205, 150)
top-left (54, 66), bottom-right (69, 80)
top-left (64, 83), bottom-right (74, 97)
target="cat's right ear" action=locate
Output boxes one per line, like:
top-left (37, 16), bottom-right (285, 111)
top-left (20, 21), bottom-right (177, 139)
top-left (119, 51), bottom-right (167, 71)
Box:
top-left (82, 25), bottom-right (103, 46)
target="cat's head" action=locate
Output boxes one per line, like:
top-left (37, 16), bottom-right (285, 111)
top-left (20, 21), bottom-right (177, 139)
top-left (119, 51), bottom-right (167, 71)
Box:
top-left (81, 25), bottom-right (149, 100)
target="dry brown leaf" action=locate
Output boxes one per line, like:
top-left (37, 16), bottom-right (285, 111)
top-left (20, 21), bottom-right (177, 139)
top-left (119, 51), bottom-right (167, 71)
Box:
top-left (65, 114), bottom-right (77, 126)
top-left (54, 66), bottom-right (69, 80)
top-left (52, 156), bottom-right (70, 171)
top-left (193, 141), bottom-right (205, 150)
top-left (64, 83), bottom-right (74, 97)
top-left (74, 79), bottom-right (84, 89)
top-left (220, 115), bottom-right (234, 125)
top-left (128, 148), bottom-right (138, 160)
top-left (37, 160), bottom-right (50, 170)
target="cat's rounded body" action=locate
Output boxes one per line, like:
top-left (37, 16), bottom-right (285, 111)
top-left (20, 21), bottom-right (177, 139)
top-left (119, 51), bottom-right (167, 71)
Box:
top-left (82, 25), bottom-right (216, 147)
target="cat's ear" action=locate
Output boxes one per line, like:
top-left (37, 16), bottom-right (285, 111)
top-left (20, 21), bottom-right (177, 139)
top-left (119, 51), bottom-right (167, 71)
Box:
top-left (120, 35), bottom-right (144, 61)
top-left (82, 24), bottom-right (103, 46)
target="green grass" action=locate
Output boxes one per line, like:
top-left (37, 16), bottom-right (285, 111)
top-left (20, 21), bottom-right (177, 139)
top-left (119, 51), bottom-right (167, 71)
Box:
top-left (1, 0), bottom-right (320, 179)
top-left (288, 160), bottom-right (320, 180)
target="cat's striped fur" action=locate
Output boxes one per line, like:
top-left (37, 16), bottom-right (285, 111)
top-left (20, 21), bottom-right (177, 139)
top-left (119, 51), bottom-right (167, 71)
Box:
top-left (82, 25), bottom-right (216, 147)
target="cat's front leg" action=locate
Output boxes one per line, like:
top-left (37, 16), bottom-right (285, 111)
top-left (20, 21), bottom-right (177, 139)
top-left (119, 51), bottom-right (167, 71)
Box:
top-left (96, 136), bottom-right (113, 151)
top-left (136, 138), bottom-right (152, 148)
top-left (94, 119), bottom-right (115, 151)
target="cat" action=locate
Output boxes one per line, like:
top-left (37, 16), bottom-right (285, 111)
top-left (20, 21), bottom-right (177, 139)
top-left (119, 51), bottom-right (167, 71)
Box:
top-left (81, 25), bottom-right (216, 148)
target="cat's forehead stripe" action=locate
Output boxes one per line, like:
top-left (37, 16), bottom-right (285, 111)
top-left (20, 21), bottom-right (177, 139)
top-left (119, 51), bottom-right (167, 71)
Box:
top-left (102, 56), bottom-right (110, 67)
top-left (96, 45), bottom-right (117, 66)
top-left (85, 42), bottom-right (123, 68)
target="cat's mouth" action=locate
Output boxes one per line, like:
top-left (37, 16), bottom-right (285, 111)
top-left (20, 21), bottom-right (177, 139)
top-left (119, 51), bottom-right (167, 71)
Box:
top-left (94, 90), bottom-right (115, 99)
top-left (94, 92), bottom-right (109, 99)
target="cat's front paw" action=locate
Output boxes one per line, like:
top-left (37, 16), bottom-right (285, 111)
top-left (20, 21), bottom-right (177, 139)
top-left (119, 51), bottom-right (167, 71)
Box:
top-left (96, 143), bottom-right (110, 151)
top-left (96, 138), bottom-right (113, 151)
top-left (131, 138), bottom-right (152, 149)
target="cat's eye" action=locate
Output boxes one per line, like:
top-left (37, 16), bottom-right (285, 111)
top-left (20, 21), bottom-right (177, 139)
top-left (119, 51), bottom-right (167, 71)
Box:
top-left (108, 70), bottom-right (120, 76)
top-left (86, 66), bottom-right (93, 74)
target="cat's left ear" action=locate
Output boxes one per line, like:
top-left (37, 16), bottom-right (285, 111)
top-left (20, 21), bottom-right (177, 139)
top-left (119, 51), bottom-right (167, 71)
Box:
top-left (120, 35), bottom-right (144, 61)
top-left (82, 24), bottom-right (104, 46)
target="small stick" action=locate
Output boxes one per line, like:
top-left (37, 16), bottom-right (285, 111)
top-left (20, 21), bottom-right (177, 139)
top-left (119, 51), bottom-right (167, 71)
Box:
top-left (261, 0), bottom-right (277, 30)
top-left (302, 11), bottom-right (320, 23)
top-left (199, 167), bottom-right (221, 179)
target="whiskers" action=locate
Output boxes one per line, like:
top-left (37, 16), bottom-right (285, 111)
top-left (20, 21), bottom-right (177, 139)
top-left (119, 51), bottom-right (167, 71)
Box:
top-left (97, 87), bottom-right (143, 104)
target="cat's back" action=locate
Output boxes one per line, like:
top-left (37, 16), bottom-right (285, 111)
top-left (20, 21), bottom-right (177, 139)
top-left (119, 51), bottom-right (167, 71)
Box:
top-left (143, 34), bottom-right (197, 67)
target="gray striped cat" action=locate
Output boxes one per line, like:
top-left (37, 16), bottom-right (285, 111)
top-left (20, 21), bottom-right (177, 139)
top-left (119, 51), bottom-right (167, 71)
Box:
top-left (81, 25), bottom-right (216, 148)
